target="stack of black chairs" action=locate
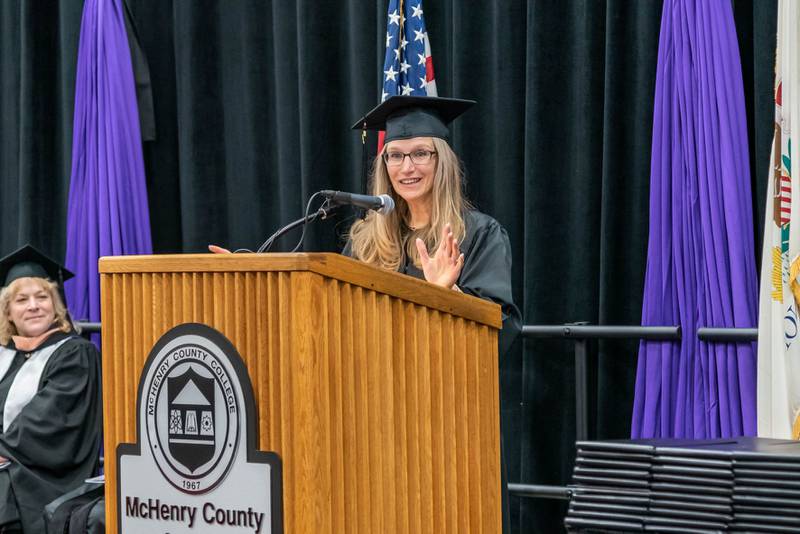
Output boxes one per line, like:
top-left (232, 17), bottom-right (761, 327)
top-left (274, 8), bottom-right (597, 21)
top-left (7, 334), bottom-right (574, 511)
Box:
top-left (565, 437), bottom-right (800, 533)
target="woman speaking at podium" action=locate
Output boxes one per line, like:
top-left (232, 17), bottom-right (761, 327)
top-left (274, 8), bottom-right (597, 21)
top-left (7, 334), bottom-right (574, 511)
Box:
top-left (346, 95), bottom-right (521, 357)
top-left (347, 96), bottom-right (521, 533)
top-left (0, 245), bottom-right (102, 534)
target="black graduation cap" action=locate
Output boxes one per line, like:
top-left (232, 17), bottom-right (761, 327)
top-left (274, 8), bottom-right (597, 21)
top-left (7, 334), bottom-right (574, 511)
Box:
top-left (352, 95), bottom-right (475, 143)
top-left (0, 244), bottom-right (74, 288)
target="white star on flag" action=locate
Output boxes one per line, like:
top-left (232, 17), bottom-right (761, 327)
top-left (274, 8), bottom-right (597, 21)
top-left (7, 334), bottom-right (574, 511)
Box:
top-left (400, 60), bottom-right (411, 74)
top-left (384, 65), bottom-right (398, 82)
top-left (412, 4), bottom-right (423, 19)
top-left (414, 29), bottom-right (425, 42)
top-left (388, 10), bottom-right (400, 25)
top-left (401, 83), bottom-right (413, 95)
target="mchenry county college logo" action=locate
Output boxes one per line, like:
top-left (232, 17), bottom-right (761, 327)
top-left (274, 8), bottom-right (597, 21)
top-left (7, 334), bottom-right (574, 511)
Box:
top-left (153, 346), bottom-right (236, 493)
top-left (118, 323), bottom-right (283, 534)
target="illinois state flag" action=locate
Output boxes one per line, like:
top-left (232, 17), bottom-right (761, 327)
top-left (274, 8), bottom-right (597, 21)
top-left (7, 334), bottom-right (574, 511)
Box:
top-left (758, 0), bottom-right (800, 439)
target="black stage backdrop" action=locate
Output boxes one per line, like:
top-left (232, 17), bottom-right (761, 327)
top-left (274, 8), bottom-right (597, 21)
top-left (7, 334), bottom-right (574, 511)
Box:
top-left (0, 1), bottom-right (777, 531)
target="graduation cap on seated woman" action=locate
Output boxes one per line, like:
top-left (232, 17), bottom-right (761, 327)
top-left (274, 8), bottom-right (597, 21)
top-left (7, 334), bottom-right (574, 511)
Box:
top-left (0, 244), bottom-right (75, 305)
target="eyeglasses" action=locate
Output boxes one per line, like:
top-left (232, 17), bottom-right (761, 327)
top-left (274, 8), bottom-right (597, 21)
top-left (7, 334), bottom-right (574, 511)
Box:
top-left (383, 149), bottom-right (437, 167)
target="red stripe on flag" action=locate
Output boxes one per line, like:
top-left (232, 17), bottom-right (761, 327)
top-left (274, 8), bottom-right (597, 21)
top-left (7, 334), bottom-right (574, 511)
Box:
top-left (426, 56), bottom-right (435, 82)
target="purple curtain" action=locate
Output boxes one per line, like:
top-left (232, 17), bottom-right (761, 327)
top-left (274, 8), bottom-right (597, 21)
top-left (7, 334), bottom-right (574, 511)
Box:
top-left (64, 0), bottom-right (152, 342)
top-left (631, 0), bottom-right (758, 439)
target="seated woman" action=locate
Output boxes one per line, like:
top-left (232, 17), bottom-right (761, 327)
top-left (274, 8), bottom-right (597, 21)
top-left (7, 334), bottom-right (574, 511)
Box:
top-left (347, 95), bottom-right (521, 357)
top-left (0, 245), bottom-right (102, 534)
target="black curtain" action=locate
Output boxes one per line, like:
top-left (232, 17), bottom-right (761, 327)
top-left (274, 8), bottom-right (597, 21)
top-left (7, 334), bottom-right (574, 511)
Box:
top-left (0, 1), bottom-right (776, 531)
top-left (517, 2), bottom-right (661, 528)
top-left (0, 1), bottom-right (82, 255)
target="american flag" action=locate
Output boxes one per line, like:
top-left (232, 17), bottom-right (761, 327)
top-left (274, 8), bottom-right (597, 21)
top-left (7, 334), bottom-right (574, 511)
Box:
top-left (379, 0), bottom-right (437, 148)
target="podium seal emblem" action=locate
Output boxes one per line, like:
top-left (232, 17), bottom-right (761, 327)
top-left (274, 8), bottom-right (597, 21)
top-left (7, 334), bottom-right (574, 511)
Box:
top-left (118, 323), bottom-right (283, 533)
top-left (146, 342), bottom-right (238, 493)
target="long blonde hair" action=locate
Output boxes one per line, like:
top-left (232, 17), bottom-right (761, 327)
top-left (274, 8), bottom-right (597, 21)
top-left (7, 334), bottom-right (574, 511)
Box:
top-left (0, 277), bottom-right (72, 345)
top-left (349, 137), bottom-right (472, 271)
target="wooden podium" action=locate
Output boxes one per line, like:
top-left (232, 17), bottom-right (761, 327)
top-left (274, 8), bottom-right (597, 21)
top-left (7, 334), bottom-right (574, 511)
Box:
top-left (99, 253), bottom-right (502, 533)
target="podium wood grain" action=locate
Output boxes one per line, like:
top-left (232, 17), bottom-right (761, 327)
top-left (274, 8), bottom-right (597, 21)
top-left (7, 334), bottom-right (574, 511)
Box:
top-left (100, 253), bottom-right (502, 533)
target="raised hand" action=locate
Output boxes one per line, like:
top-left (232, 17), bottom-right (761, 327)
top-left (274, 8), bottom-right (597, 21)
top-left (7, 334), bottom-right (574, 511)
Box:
top-left (415, 223), bottom-right (464, 289)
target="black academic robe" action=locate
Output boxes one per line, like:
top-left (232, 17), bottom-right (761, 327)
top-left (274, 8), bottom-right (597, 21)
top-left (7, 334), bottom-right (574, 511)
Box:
top-left (345, 209), bottom-right (521, 358)
top-left (0, 332), bottom-right (102, 533)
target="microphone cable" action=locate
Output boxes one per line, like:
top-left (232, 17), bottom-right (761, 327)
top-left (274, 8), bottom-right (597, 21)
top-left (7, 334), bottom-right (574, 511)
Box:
top-left (290, 192), bottom-right (326, 253)
top-left (256, 192), bottom-right (335, 253)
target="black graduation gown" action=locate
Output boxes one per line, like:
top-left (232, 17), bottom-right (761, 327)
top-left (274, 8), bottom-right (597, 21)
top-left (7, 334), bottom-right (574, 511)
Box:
top-left (344, 209), bottom-right (522, 358)
top-left (0, 332), bottom-right (102, 533)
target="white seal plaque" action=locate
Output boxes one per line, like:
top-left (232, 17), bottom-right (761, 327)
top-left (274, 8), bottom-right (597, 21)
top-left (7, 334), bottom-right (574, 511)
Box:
top-left (118, 323), bottom-right (282, 534)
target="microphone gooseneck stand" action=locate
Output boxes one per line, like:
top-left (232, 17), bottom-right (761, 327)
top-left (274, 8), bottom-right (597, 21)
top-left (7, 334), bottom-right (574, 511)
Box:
top-left (255, 189), bottom-right (394, 254)
top-left (257, 192), bottom-right (337, 253)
